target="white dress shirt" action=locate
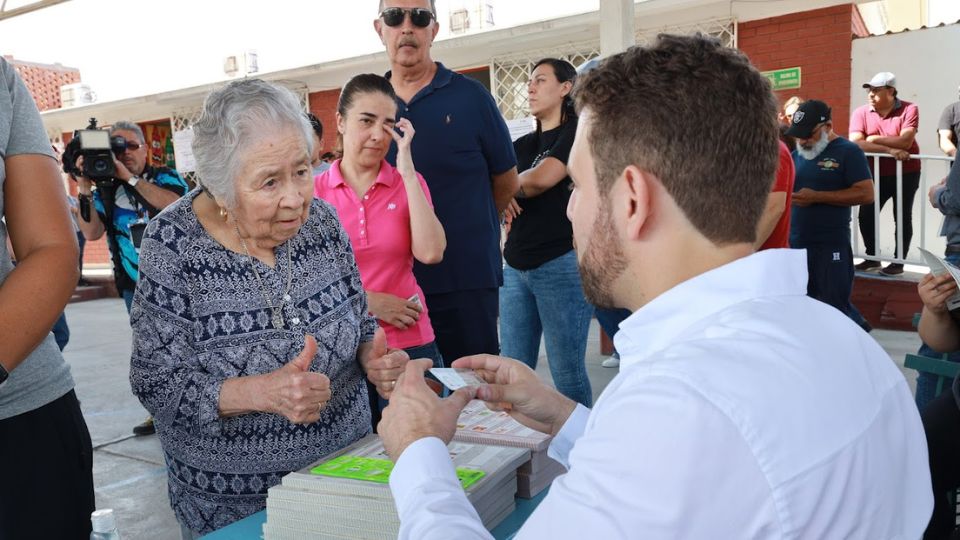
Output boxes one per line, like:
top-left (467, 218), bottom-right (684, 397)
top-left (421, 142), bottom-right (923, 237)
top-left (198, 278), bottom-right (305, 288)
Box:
top-left (389, 249), bottom-right (932, 539)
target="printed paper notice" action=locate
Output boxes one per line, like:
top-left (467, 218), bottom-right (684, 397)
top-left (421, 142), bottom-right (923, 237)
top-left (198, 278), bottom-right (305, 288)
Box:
top-left (172, 127), bottom-right (196, 173)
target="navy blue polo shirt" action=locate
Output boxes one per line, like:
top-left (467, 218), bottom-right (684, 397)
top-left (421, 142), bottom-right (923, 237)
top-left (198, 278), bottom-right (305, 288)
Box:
top-left (386, 62), bottom-right (517, 295)
top-left (790, 137), bottom-right (872, 247)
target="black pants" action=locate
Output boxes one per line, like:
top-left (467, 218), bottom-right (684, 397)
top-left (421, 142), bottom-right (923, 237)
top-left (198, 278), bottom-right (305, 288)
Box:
top-left (425, 288), bottom-right (500, 367)
top-left (802, 243), bottom-right (855, 316)
top-left (922, 388), bottom-right (960, 540)
top-left (0, 390), bottom-right (95, 540)
top-left (858, 171), bottom-right (922, 257)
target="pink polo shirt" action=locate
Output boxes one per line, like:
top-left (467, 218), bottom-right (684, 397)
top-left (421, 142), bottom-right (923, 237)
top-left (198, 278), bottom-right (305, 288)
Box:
top-left (849, 99), bottom-right (921, 176)
top-left (315, 160), bottom-right (435, 349)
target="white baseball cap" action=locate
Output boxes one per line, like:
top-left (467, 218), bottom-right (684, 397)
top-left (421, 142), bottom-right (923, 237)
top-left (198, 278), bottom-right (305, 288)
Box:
top-left (862, 72), bottom-right (896, 89)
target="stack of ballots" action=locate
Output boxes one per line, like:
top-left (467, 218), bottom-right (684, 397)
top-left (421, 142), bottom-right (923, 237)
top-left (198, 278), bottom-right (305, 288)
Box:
top-left (452, 400), bottom-right (566, 498)
top-left (262, 434), bottom-right (528, 540)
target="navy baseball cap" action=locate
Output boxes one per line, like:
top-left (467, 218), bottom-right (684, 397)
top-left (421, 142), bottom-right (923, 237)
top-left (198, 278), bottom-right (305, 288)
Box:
top-left (785, 100), bottom-right (831, 139)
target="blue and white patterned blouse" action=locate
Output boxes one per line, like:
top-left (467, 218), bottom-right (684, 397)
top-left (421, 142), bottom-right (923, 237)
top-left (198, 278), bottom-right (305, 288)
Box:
top-left (130, 190), bottom-right (376, 534)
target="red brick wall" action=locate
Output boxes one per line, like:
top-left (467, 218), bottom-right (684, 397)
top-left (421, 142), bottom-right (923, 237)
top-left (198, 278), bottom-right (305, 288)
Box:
top-left (6, 56), bottom-right (81, 112)
top-left (308, 89), bottom-right (342, 155)
top-left (738, 4), bottom-right (859, 136)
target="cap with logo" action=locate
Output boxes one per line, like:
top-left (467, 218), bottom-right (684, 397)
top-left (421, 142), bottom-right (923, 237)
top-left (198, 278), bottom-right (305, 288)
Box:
top-left (785, 100), bottom-right (832, 139)
top-left (862, 72), bottom-right (897, 89)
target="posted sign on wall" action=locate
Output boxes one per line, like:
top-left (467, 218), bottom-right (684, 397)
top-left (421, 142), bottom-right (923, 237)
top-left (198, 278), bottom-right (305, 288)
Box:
top-left (761, 67), bottom-right (802, 91)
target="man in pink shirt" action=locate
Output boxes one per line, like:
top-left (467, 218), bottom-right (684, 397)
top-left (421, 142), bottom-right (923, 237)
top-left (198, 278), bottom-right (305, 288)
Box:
top-left (850, 71), bottom-right (921, 275)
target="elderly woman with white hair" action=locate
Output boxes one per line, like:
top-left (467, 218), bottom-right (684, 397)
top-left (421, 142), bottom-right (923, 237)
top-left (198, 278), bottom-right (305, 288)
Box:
top-left (129, 78), bottom-right (409, 538)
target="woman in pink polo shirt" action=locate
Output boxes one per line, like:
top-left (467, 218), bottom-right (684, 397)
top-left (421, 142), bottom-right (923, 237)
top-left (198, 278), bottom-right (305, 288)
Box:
top-left (314, 74), bottom-right (446, 412)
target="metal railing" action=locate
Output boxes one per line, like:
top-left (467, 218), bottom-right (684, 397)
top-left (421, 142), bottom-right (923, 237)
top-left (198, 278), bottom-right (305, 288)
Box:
top-left (852, 153), bottom-right (955, 266)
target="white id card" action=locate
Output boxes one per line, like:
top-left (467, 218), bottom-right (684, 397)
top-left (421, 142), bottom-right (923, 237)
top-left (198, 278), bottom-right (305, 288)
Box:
top-left (429, 368), bottom-right (486, 390)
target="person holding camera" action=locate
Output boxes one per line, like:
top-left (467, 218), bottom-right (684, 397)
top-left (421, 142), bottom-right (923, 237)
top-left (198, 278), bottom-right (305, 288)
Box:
top-left (76, 121), bottom-right (188, 436)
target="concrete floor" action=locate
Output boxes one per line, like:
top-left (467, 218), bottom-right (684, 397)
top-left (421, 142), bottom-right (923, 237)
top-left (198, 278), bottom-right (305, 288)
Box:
top-left (62, 298), bottom-right (923, 539)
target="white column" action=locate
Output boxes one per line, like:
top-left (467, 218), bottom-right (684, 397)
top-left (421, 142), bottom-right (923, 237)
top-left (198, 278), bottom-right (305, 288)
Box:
top-left (600, 0), bottom-right (636, 57)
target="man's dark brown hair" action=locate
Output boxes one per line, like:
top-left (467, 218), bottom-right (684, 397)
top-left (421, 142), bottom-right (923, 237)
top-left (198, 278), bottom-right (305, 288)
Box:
top-left (574, 34), bottom-right (780, 245)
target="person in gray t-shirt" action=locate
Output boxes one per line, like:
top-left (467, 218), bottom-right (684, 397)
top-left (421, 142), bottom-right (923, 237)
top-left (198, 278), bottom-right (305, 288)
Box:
top-left (0, 56), bottom-right (95, 539)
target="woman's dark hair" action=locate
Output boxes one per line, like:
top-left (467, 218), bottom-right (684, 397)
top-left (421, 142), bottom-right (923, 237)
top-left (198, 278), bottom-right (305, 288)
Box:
top-left (337, 74), bottom-right (397, 116)
top-left (532, 58), bottom-right (578, 133)
top-left (336, 74), bottom-right (398, 151)
top-left (305, 112), bottom-right (323, 140)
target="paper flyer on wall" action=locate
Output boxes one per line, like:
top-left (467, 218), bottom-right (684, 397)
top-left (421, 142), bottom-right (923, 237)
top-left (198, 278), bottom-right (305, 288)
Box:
top-left (919, 247), bottom-right (960, 311)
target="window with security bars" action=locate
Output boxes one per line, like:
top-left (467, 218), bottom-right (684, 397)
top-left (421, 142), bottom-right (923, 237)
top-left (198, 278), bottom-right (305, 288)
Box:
top-left (170, 84), bottom-right (310, 187)
top-left (491, 18), bottom-right (736, 121)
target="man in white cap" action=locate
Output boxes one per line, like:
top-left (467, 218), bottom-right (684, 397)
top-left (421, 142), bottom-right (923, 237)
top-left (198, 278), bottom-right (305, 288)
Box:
top-left (850, 71), bottom-right (921, 275)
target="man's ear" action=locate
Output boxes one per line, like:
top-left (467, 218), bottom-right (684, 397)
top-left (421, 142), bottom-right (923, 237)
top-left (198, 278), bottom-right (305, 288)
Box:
top-left (374, 19), bottom-right (385, 43)
top-left (620, 165), bottom-right (652, 241)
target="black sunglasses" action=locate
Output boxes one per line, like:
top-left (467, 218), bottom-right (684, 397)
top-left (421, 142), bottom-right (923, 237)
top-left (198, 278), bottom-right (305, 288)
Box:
top-left (379, 7), bottom-right (434, 28)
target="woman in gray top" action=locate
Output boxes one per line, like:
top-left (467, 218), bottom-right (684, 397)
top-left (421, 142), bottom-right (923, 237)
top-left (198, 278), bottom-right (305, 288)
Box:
top-left (0, 57), bottom-right (94, 538)
top-left (129, 78), bottom-right (409, 537)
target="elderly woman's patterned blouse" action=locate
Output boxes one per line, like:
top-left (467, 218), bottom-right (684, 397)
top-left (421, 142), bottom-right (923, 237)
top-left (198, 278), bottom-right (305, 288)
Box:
top-left (130, 190), bottom-right (376, 535)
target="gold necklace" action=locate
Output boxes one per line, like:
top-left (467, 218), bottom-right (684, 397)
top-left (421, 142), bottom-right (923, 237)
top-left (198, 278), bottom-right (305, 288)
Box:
top-left (235, 224), bottom-right (293, 330)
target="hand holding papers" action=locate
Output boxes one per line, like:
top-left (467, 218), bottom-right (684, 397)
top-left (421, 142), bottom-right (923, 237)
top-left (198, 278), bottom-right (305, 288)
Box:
top-left (453, 354), bottom-right (579, 437)
top-left (918, 248), bottom-right (960, 312)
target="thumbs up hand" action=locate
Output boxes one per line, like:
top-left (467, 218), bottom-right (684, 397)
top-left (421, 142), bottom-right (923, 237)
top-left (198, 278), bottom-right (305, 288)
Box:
top-left (359, 328), bottom-right (410, 399)
top-left (264, 335), bottom-right (332, 424)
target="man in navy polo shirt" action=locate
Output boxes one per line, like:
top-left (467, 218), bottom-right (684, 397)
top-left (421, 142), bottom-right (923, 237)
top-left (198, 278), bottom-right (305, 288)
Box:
top-left (787, 100), bottom-right (874, 329)
top-left (374, 0), bottom-right (520, 365)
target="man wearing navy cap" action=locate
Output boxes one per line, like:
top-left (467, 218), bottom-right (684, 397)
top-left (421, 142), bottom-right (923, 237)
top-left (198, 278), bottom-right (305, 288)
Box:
top-left (788, 100), bottom-right (875, 328)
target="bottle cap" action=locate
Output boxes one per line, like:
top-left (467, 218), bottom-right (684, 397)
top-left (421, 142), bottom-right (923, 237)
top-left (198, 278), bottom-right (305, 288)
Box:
top-left (91, 509), bottom-right (117, 533)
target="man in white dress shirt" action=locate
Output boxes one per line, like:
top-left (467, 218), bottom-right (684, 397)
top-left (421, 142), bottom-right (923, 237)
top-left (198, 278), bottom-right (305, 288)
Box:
top-left (377, 34), bottom-right (933, 539)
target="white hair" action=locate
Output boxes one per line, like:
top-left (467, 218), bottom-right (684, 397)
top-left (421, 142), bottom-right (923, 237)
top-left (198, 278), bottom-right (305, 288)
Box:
top-left (191, 79), bottom-right (313, 209)
top-left (110, 121), bottom-right (145, 143)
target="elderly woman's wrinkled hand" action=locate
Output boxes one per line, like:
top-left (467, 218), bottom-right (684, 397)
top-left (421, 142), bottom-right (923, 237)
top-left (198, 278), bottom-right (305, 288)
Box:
top-left (360, 328), bottom-right (410, 399)
top-left (262, 335), bottom-right (332, 424)
top-left (918, 273), bottom-right (958, 315)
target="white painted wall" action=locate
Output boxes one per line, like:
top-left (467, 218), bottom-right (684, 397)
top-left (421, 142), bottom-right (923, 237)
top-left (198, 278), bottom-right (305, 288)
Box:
top-left (850, 23), bottom-right (960, 260)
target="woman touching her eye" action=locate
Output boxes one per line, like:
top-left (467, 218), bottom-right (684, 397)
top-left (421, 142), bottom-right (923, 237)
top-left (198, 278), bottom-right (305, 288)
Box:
top-left (314, 74), bottom-right (446, 418)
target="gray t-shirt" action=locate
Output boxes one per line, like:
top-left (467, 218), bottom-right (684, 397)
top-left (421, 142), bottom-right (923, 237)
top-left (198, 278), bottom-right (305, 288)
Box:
top-left (0, 57), bottom-right (75, 420)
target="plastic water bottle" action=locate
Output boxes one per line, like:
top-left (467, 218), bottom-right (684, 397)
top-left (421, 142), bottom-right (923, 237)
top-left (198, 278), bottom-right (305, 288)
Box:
top-left (90, 508), bottom-right (122, 540)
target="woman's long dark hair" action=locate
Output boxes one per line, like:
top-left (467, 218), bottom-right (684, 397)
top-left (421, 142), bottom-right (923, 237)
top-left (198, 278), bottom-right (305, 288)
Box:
top-left (532, 58), bottom-right (577, 134)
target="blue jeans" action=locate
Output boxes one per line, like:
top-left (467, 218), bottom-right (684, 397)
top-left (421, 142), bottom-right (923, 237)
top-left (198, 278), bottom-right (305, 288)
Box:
top-left (500, 251), bottom-right (593, 407)
top-left (51, 312), bottom-right (70, 351)
top-left (121, 287), bottom-right (135, 315)
top-left (595, 307), bottom-right (631, 353)
top-left (916, 251), bottom-right (960, 411)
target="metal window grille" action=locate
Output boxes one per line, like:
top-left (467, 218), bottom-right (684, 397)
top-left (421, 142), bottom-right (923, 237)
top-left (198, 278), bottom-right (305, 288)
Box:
top-left (491, 18), bottom-right (736, 121)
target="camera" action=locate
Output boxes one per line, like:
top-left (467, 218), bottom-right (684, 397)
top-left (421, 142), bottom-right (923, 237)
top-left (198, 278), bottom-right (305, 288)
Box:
top-left (62, 118), bottom-right (129, 182)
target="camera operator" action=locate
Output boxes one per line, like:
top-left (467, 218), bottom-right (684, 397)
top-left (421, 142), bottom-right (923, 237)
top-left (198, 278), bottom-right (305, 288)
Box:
top-left (76, 120), bottom-right (187, 436)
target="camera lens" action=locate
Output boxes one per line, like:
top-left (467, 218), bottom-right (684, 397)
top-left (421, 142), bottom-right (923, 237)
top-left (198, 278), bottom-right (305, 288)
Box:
top-left (93, 158), bottom-right (109, 173)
